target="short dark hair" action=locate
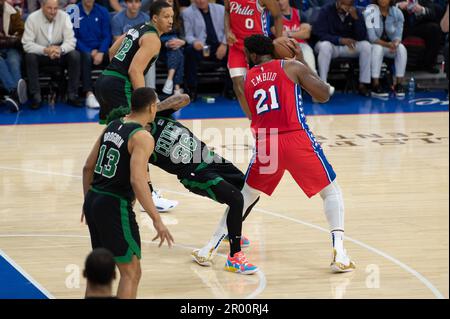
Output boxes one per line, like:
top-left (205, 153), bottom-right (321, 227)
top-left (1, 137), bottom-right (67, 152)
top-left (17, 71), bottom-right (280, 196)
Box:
top-left (244, 34), bottom-right (274, 56)
top-left (84, 248), bottom-right (116, 286)
top-left (371, 0), bottom-right (396, 6)
top-left (149, 0), bottom-right (172, 18)
top-left (131, 87), bottom-right (157, 112)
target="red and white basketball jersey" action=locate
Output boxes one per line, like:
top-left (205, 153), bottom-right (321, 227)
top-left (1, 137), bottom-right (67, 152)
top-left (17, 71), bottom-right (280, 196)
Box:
top-left (282, 9), bottom-right (305, 44)
top-left (244, 59), bottom-right (309, 137)
top-left (229, 0), bottom-right (269, 50)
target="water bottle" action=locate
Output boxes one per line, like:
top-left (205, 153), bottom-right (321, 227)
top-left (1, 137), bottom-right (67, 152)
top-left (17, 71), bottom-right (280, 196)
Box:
top-left (408, 74), bottom-right (416, 96)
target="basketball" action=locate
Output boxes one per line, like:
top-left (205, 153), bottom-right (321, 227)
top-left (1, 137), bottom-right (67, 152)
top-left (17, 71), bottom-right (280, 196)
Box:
top-left (273, 37), bottom-right (296, 59)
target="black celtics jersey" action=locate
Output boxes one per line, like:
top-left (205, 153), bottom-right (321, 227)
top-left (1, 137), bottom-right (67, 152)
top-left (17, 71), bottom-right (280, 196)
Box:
top-left (91, 119), bottom-right (144, 201)
top-left (148, 116), bottom-right (226, 179)
top-left (107, 22), bottom-right (160, 77)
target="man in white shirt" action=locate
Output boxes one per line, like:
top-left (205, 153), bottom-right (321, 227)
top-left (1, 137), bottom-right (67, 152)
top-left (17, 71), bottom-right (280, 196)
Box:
top-left (22, 0), bottom-right (81, 109)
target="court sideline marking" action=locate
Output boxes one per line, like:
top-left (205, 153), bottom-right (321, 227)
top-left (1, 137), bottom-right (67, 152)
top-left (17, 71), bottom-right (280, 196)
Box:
top-left (0, 165), bottom-right (446, 299)
top-left (0, 234), bottom-right (265, 299)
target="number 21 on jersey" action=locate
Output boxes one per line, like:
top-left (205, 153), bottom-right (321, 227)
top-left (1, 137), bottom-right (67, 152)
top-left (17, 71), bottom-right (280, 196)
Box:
top-left (253, 85), bottom-right (280, 114)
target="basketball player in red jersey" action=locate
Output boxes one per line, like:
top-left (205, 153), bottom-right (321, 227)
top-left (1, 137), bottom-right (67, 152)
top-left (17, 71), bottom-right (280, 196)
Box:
top-left (194, 35), bottom-right (355, 273)
top-left (225, 0), bottom-right (283, 118)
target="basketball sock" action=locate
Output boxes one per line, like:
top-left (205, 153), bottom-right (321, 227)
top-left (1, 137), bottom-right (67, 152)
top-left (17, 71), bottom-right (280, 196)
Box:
top-left (319, 180), bottom-right (345, 252)
top-left (331, 230), bottom-right (345, 253)
top-left (198, 208), bottom-right (228, 257)
top-left (242, 183), bottom-right (261, 221)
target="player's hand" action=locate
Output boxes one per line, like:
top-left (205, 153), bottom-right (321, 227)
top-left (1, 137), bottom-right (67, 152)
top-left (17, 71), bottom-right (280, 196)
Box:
top-left (226, 31), bottom-right (237, 46)
top-left (152, 219), bottom-right (174, 248)
top-left (340, 38), bottom-right (357, 50)
top-left (284, 38), bottom-right (304, 62)
top-left (216, 43), bottom-right (227, 60)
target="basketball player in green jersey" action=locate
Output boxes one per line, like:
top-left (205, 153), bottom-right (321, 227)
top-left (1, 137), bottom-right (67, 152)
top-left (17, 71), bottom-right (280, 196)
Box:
top-left (96, 0), bottom-right (177, 211)
top-left (82, 88), bottom-right (174, 299)
top-left (106, 105), bottom-right (260, 275)
top-left (95, 0), bottom-right (173, 123)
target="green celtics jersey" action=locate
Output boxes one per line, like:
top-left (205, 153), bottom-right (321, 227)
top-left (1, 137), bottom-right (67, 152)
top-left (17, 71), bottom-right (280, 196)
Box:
top-left (148, 116), bottom-right (226, 179)
top-left (91, 119), bottom-right (144, 201)
top-left (107, 22), bottom-right (160, 78)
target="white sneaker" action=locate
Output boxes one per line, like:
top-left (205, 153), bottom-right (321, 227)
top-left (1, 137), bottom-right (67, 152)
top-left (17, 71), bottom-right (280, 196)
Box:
top-left (141, 190), bottom-right (179, 212)
top-left (191, 248), bottom-right (215, 267)
top-left (162, 79), bottom-right (174, 95)
top-left (330, 249), bottom-right (356, 273)
top-left (86, 93), bottom-right (100, 109)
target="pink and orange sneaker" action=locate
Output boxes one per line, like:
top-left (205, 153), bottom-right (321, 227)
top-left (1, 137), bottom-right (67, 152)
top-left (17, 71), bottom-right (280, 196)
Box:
top-left (224, 251), bottom-right (259, 275)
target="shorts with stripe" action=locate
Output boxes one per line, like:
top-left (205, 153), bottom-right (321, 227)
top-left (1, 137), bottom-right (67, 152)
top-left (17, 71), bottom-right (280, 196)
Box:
top-left (95, 70), bottom-right (132, 123)
top-left (180, 162), bottom-right (245, 202)
top-left (245, 130), bottom-right (336, 197)
top-left (83, 187), bottom-right (141, 264)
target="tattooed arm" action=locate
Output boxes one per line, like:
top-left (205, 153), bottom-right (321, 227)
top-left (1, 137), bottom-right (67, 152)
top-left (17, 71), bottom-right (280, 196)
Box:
top-left (156, 94), bottom-right (191, 113)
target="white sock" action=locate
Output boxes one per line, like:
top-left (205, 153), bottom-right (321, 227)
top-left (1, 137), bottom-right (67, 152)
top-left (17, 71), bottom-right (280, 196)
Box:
top-left (319, 181), bottom-right (345, 252)
top-left (198, 208), bottom-right (229, 257)
top-left (198, 184), bottom-right (261, 257)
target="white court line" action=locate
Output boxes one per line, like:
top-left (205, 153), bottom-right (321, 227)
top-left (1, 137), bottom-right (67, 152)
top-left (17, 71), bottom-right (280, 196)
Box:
top-left (0, 165), bottom-right (446, 299)
top-left (0, 234), bottom-right (266, 299)
top-left (0, 248), bottom-right (55, 299)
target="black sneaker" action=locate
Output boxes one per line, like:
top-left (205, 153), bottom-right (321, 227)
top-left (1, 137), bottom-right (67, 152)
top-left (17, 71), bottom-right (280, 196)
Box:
top-left (67, 96), bottom-right (84, 107)
top-left (371, 85), bottom-right (389, 98)
top-left (30, 95), bottom-right (42, 110)
top-left (393, 83), bottom-right (406, 97)
top-left (358, 84), bottom-right (370, 97)
top-left (4, 96), bottom-right (19, 112)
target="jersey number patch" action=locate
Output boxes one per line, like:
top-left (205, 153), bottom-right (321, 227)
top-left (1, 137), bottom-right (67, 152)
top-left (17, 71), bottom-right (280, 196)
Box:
top-left (253, 85), bottom-right (280, 115)
top-left (115, 38), bottom-right (133, 62)
top-left (95, 144), bottom-right (121, 178)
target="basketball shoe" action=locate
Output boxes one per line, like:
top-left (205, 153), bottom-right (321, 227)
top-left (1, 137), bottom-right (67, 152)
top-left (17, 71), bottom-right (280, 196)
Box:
top-left (225, 251), bottom-right (259, 275)
top-left (223, 235), bottom-right (250, 248)
top-left (191, 248), bottom-right (215, 267)
top-left (141, 190), bottom-right (178, 212)
top-left (330, 249), bottom-right (356, 273)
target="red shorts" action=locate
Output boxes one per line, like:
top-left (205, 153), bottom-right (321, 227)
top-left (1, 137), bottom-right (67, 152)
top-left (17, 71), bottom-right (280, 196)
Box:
top-left (245, 130), bottom-right (336, 197)
top-left (227, 43), bottom-right (248, 72)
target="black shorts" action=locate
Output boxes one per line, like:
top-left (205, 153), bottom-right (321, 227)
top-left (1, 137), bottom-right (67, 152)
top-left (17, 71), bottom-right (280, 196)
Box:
top-left (180, 162), bottom-right (245, 203)
top-left (95, 71), bottom-right (132, 123)
top-left (83, 188), bottom-right (141, 263)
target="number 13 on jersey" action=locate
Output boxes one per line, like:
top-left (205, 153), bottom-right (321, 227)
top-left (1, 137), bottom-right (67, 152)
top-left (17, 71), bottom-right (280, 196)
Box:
top-left (253, 85), bottom-right (280, 115)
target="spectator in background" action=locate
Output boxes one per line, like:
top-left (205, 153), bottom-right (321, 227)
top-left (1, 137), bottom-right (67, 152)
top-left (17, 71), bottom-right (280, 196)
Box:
top-left (182, 0), bottom-right (230, 101)
top-left (160, 0), bottom-right (185, 95)
top-left (272, 0), bottom-right (317, 73)
top-left (0, 0), bottom-right (27, 111)
top-left (313, 0), bottom-right (372, 96)
top-left (440, 3), bottom-right (448, 83)
top-left (84, 248), bottom-right (117, 299)
top-left (111, 0), bottom-right (149, 41)
top-left (74, 0), bottom-right (111, 108)
top-left (396, 0), bottom-right (441, 73)
top-left (27, 0), bottom-right (70, 14)
top-left (364, 0), bottom-right (407, 97)
top-left (22, 0), bottom-right (81, 109)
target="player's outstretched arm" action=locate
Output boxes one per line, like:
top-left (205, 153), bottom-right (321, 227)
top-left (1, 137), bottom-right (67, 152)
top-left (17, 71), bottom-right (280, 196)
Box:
top-left (283, 41), bottom-right (330, 103)
top-left (129, 130), bottom-right (174, 248)
top-left (156, 94), bottom-right (191, 113)
top-left (263, 0), bottom-right (283, 38)
top-left (129, 33), bottom-right (161, 90)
